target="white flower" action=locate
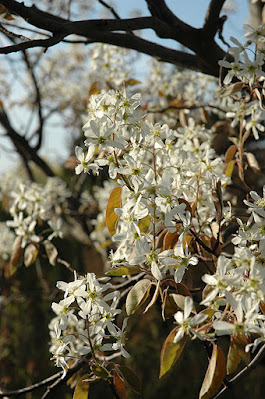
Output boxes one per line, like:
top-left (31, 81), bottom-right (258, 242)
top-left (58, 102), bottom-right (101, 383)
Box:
top-left (173, 234), bottom-right (198, 283)
top-left (244, 187), bottom-right (265, 220)
top-left (173, 296), bottom-right (207, 343)
top-left (75, 145), bottom-right (98, 175)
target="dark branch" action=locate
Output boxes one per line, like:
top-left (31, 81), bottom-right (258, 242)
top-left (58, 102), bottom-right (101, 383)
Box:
top-left (41, 355), bottom-right (91, 399)
top-left (203, 0), bottom-right (227, 38)
top-left (98, 0), bottom-right (121, 20)
top-left (3, 32), bottom-right (45, 151)
top-left (0, 372), bottom-right (62, 398)
top-left (0, 104), bottom-right (54, 176)
top-left (0, 0), bottom-right (229, 77)
top-left (22, 49), bottom-right (44, 151)
top-left (0, 0), bottom-right (68, 33)
top-left (0, 34), bottom-right (66, 54)
top-left (213, 343), bottom-right (265, 399)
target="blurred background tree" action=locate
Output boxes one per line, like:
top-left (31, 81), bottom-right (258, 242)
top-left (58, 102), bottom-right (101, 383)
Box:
top-left (0, 1), bottom-right (265, 398)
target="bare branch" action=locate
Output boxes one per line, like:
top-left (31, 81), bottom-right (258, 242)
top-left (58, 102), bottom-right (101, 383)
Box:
top-left (0, 34), bottom-right (66, 54)
top-left (0, 0), bottom-right (229, 77)
top-left (0, 0), bottom-right (68, 33)
top-left (3, 32), bottom-right (45, 151)
top-left (98, 0), bottom-right (121, 20)
top-left (203, 0), bottom-right (227, 38)
top-left (0, 372), bottom-right (62, 398)
top-left (0, 104), bottom-right (55, 176)
top-left (21, 49), bottom-right (44, 151)
top-left (41, 355), bottom-right (91, 399)
top-left (213, 343), bottom-right (265, 399)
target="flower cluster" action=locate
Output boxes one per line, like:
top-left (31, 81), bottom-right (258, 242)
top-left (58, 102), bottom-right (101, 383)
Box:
top-left (200, 186), bottom-right (265, 344)
top-left (5, 177), bottom-right (70, 249)
top-left (49, 272), bottom-right (129, 377)
top-left (76, 89), bottom-right (229, 284)
top-left (219, 24), bottom-right (265, 140)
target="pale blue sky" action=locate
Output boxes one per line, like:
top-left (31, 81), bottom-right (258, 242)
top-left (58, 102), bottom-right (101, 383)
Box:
top-left (0, 0), bottom-right (250, 173)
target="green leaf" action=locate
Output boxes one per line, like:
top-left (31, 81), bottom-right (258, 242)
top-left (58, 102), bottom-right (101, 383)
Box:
top-left (115, 366), bottom-right (141, 394)
top-left (91, 364), bottom-right (111, 379)
top-left (224, 160), bottom-right (235, 178)
top-left (43, 240), bottom-right (58, 266)
top-left (124, 79), bottom-right (141, 87)
top-left (159, 327), bottom-right (187, 378)
top-left (125, 279), bottom-right (151, 315)
top-left (73, 374), bottom-right (90, 399)
top-left (24, 243), bottom-right (39, 267)
top-left (106, 187), bottom-right (122, 237)
top-left (199, 344), bottom-right (226, 399)
top-left (106, 265), bottom-right (141, 276)
top-left (138, 216), bottom-right (150, 234)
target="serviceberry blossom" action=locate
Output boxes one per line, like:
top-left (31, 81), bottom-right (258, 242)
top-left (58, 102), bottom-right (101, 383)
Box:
top-left (173, 296), bottom-right (208, 343)
top-left (5, 177), bottom-right (70, 251)
top-left (49, 272), bottom-right (129, 377)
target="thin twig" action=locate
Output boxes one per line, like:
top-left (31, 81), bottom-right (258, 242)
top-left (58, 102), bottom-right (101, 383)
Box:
top-left (57, 258), bottom-right (79, 276)
top-left (0, 372), bottom-right (62, 398)
top-left (98, 0), bottom-right (121, 20)
top-left (189, 228), bottom-right (218, 257)
top-left (212, 343), bottom-right (265, 399)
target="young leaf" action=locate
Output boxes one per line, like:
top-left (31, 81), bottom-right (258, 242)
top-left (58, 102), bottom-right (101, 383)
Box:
top-left (124, 79), bottom-right (141, 87)
top-left (0, 5), bottom-right (15, 20)
top-left (24, 243), bottom-right (39, 267)
top-left (199, 344), bottom-right (226, 399)
top-left (227, 334), bottom-right (250, 375)
top-left (106, 187), bottom-right (122, 237)
top-left (73, 374), bottom-right (90, 399)
top-left (138, 216), bottom-right (150, 233)
top-left (163, 230), bottom-right (179, 250)
top-left (144, 281), bottom-right (160, 313)
top-left (225, 144), bottom-right (237, 164)
top-left (218, 82), bottom-right (244, 97)
top-left (91, 364), bottom-right (111, 379)
top-left (114, 371), bottom-right (127, 399)
top-left (115, 366), bottom-right (141, 394)
top-left (159, 327), bottom-right (187, 378)
top-left (106, 265), bottom-right (141, 276)
top-left (10, 236), bottom-right (23, 268)
top-left (88, 81), bottom-right (101, 100)
top-left (43, 240), bottom-right (58, 266)
top-left (224, 160), bottom-right (235, 178)
top-left (125, 279), bottom-right (151, 315)
top-left (162, 293), bottom-right (180, 320)
top-left (242, 129), bottom-right (250, 144)
top-left (245, 152), bottom-right (261, 174)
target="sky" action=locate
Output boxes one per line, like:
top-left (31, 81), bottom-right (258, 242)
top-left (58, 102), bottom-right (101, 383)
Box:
top-left (0, 0), bottom-right (250, 173)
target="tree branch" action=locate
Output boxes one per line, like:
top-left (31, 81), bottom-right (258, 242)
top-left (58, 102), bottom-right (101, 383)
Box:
top-left (0, 0), bottom-right (229, 77)
top-left (3, 32), bottom-right (45, 152)
top-left (41, 355), bottom-right (91, 399)
top-left (0, 104), bottom-right (54, 176)
top-left (0, 372), bottom-right (62, 398)
top-left (213, 343), bottom-right (265, 399)
top-left (98, 0), bottom-right (121, 20)
top-left (0, 0), bottom-right (67, 33)
top-left (203, 0), bottom-right (227, 38)
top-left (0, 34), bottom-right (66, 54)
